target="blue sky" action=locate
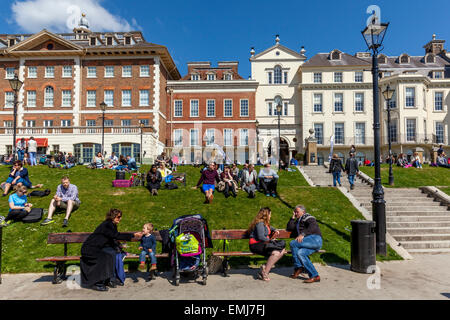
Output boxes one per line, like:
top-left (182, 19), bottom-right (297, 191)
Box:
top-left (1, 0), bottom-right (449, 77)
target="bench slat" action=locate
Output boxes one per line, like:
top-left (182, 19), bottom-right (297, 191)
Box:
top-left (212, 250), bottom-right (325, 257)
top-left (36, 253), bottom-right (169, 263)
top-left (211, 229), bottom-right (293, 240)
top-left (47, 231), bottom-right (163, 244)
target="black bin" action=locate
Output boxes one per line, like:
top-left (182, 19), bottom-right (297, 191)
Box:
top-left (350, 220), bottom-right (376, 273)
top-left (116, 171), bottom-right (126, 180)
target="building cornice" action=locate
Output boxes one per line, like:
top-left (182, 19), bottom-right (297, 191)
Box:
top-left (299, 83), bottom-right (373, 90)
top-left (167, 80), bottom-right (259, 91)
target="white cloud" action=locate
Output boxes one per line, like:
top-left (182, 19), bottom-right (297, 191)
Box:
top-left (11, 0), bottom-right (137, 33)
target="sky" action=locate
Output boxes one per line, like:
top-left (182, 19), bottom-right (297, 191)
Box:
top-left (1, 0), bottom-right (449, 78)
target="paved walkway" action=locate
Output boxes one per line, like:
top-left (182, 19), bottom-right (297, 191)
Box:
top-left (1, 254), bottom-right (449, 300)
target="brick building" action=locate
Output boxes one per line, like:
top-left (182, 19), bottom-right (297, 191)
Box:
top-left (166, 61), bottom-right (258, 164)
top-left (0, 15), bottom-right (180, 163)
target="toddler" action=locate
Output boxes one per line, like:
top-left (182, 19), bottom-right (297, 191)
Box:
top-left (138, 223), bottom-right (157, 271)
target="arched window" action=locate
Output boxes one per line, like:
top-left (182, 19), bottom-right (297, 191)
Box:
top-left (400, 54), bottom-right (410, 64)
top-left (44, 86), bottom-right (54, 107)
top-left (425, 54), bottom-right (435, 64)
top-left (331, 50), bottom-right (341, 60)
top-left (274, 65), bottom-right (282, 84)
top-left (378, 54), bottom-right (387, 64)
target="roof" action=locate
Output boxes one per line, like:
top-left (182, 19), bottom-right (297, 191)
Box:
top-left (251, 43), bottom-right (306, 60)
top-left (360, 55), bottom-right (449, 69)
top-left (302, 52), bottom-right (371, 68)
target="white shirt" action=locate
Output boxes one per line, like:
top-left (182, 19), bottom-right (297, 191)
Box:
top-left (27, 139), bottom-right (37, 153)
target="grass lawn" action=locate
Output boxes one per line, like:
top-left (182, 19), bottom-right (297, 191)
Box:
top-left (0, 164), bottom-right (401, 273)
top-left (360, 164), bottom-right (450, 188)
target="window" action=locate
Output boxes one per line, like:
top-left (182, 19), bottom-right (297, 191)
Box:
top-left (122, 90), bottom-right (131, 107)
top-left (355, 122), bottom-right (366, 144)
top-left (28, 67), bottom-right (37, 78)
top-left (224, 129), bottom-right (233, 146)
top-left (387, 120), bottom-right (397, 143)
top-left (26, 120), bottom-right (36, 127)
top-left (224, 99), bottom-right (233, 117)
top-left (355, 93), bottom-right (364, 112)
top-left (104, 66), bottom-right (114, 78)
top-left (207, 100), bottom-right (215, 117)
top-left (400, 55), bottom-right (409, 64)
top-left (139, 90), bottom-right (149, 106)
top-left (355, 72), bottom-right (363, 83)
top-left (207, 73), bottom-right (216, 81)
top-left (283, 102), bottom-right (288, 116)
top-left (406, 119), bottom-right (416, 141)
top-left (314, 123), bottom-right (323, 145)
top-left (384, 72), bottom-right (392, 77)
top-left (87, 66), bottom-right (96, 78)
top-left (87, 90), bottom-right (96, 107)
top-left (125, 36), bottom-right (131, 45)
top-left (191, 74), bottom-right (199, 81)
top-left (104, 120), bottom-right (113, 127)
top-left (104, 90), bottom-right (114, 107)
top-left (122, 66), bottom-right (132, 77)
top-left (4, 120), bottom-right (12, 128)
top-left (190, 100), bottom-right (199, 117)
top-left (62, 90), bottom-right (72, 107)
top-left (283, 72), bottom-right (288, 84)
top-left (140, 65), bottom-right (149, 77)
top-left (274, 66), bottom-right (282, 84)
top-left (63, 66), bottom-right (72, 78)
top-left (121, 120), bottom-right (131, 133)
top-left (334, 93), bottom-right (343, 112)
top-left (139, 119), bottom-right (149, 126)
top-left (174, 100), bottom-right (183, 117)
top-left (313, 73), bottom-right (322, 83)
top-left (405, 88), bottom-right (415, 107)
top-left (240, 129), bottom-right (249, 146)
top-left (224, 73), bottom-right (232, 80)
top-left (90, 37), bottom-right (96, 46)
top-left (5, 92), bottom-right (14, 108)
top-left (45, 66), bottom-right (54, 78)
top-left (173, 129), bottom-right (183, 147)
top-left (190, 129), bottom-right (199, 146)
top-left (313, 94), bottom-right (323, 112)
top-left (43, 120), bottom-right (53, 127)
top-left (61, 120), bottom-right (71, 127)
top-left (435, 122), bottom-right (444, 144)
top-left (240, 99), bottom-right (249, 117)
top-left (268, 72), bottom-right (272, 84)
top-left (27, 91), bottom-right (36, 107)
top-left (434, 92), bottom-right (443, 111)
top-left (6, 68), bottom-right (15, 79)
top-left (106, 37), bottom-right (113, 46)
top-left (268, 102), bottom-right (273, 116)
top-left (334, 123), bottom-right (344, 144)
top-left (434, 71), bottom-right (443, 79)
top-left (44, 86), bottom-right (54, 107)
top-left (205, 129), bottom-right (215, 145)
top-left (334, 72), bottom-right (343, 83)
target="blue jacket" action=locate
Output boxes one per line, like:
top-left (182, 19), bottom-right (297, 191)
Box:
top-left (10, 167), bottom-right (31, 186)
top-left (140, 234), bottom-right (156, 252)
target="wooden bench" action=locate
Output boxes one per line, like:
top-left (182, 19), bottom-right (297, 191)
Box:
top-left (211, 229), bottom-right (325, 277)
top-left (36, 231), bottom-right (169, 284)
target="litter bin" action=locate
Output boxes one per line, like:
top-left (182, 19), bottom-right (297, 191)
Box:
top-left (350, 220), bottom-right (376, 273)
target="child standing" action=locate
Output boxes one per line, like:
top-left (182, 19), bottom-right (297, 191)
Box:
top-left (138, 223), bottom-right (157, 271)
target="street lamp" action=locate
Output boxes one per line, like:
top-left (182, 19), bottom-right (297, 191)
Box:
top-left (255, 119), bottom-right (259, 161)
top-left (383, 84), bottom-right (395, 186)
top-left (362, 13), bottom-right (389, 256)
top-left (99, 101), bottom-right (107, 155)
top-left (9, 74), bottom-right (23, 160)
top-left (274, 95), bottom-right (282, 170)
top-left (139, 122), bottom-right (145, 165)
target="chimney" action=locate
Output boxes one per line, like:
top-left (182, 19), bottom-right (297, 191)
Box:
top-left (423, 34), bottom-right (445, 55)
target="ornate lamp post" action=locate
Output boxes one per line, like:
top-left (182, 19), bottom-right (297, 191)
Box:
top-left (99, 101), bottom-right (107, 155)
top-left (362, 13), bottom-right (389, 256)
top-left (255, 119), bottom-right (260, 161)
top-left (383, 85), bottom-right (395, 186)
top-left (274, 95), bottom-right (282, 170)
top-left (9, 74), bottom-right (23, 160)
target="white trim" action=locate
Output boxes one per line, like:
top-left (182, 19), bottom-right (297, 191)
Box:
top-left (73, 57), bottom-right (81, 126)
top-left (168, 120), bottom-right (256, 124)
top-left (79, 110), bottom-right (155, 114)
top-left (83, 55), bottom-right (159, 61)
top-left (153, 57), bottom-right (160, 139)
top-left (158, 111), bottom-right (167, 120)
top-left (169, 88), bottom-right (257, 93)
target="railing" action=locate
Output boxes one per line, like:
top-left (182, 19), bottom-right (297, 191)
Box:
top-left (314, 134), bottom-right (445, 147)
top-left (0, 126), bottom-right (149, 135)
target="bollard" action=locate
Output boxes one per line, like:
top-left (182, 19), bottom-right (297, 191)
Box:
top-left (350, 220), bottom-right (376, 273)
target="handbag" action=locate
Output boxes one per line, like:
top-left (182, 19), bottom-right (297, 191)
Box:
top-left (217, 181), bottom-right (226, 192)
top-left (264, 239), bottom-right (286, 251)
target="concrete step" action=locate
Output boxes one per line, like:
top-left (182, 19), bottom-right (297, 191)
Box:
top-left (367, 206), bottom-right (449, 212)
top-left (407, 248), bottom-right (450, 254)
top-left (362, 202), bottom-right (442, 207)
top-left (393, 234), bottom-right (450, 242)
top-left (386, 211), bottom-right (450, 217)
top-left (388, 227), bottom-right (450, 235)
top-left (387, 216), bottom-right (450, 223)
top-left (355, 197), bottom-right (432, 202)
top-left (399, 240), bottom-right (450, 249)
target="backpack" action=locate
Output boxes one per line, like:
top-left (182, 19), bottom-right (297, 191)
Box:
top-left (165, 182), bottom-right (178, 190)
top-left (22, 208), bottom-right (44, 223)
top-left (29, 189), bottom-right (51, 197)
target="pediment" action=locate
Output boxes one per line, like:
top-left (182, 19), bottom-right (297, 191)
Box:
top-left (6, 30), bottom-right (83, 54)
top-left (252, 44), bottom-right (305, 61)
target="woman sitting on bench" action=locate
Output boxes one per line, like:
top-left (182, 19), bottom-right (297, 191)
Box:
top-left (247, 207), bottom-right (286, 282)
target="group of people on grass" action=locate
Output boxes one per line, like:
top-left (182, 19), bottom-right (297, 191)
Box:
top-left (192, 162), bottom-right (279, 204)
top-left (91, 152), bottom-right (138, 171)
top-left (47, 152), bottom-right (77, 169)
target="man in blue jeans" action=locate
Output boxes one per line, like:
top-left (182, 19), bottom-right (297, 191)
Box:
top-left (286, 205), bottom-right (323, 283)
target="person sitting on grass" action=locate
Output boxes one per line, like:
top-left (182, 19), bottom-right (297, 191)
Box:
top-left (193, 162), bottom-right (220, 204)
top-left (158, 162), bottom-right (172, 182)
top-left (146, 165), bottom-right (162, 196)
top-left (238, 163), bottom-right (249, 189)
top-left (93, 152), bottom-right (104, 169)
top-left (2, 160), bottom-right (43, 196)
top-left (290, 157), bottom-right (299, 166)
top-left (231, 163), bottom-right (240, 182)
top-left (412, 152), bottom-right (423, 169)
top-left (280, 160), bottom-right (288, 171)
top-left (107, 152), bottom-right (119, 169)
top-left (114, 155), bottom-right (128, 171)
top-left (126, 155), bottom-right (137, 171)
top-left (396, 153), bottom-right (407, 167)
top-left (0, 185), bottom-right (32, 227)
top-left (258, 163), bottom-right (279, 197)
top-left (220, 166), bottom-right (237, 198)
top-left (437, 152), bottom-right (450, 168)
top-left (64, 153), bottom-right (76, 169)
top-left (3, 154), bottom-right (14, 165)
top-left (138, 223), bottom-right (157, 272)
top-left (243, 164), bottom-right (258, 198)
top-left (41, 176), bottom-right (80, 228)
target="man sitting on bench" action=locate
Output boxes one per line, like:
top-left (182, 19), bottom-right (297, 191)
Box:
top-left (41, 176), bottom-right (80, 228)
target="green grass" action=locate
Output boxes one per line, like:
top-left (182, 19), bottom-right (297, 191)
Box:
top-left (0, 164), bottom-right (400, 273)
top-left (360, 164), bottom-right (450, 188)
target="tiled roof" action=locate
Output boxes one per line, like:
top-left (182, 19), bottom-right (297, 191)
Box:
top-left (302, 52), bottom-right (371, 67)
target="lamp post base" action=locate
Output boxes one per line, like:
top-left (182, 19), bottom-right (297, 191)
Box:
top-left (372, 199), bottom-right (387, 256)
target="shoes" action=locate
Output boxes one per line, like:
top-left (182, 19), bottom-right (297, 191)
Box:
top-left (150, 264), bottom-right (157, 271)
top-left (271, 193), bottom-right (277, 198)
top-left (0, 218), bottom-right (11, 228)
top-left (350, 185), bottom-right (355, 190)
top-left (105, 280), bottom-right (117, 288)
top-left (266, 193), bottom-right (270, 197)
top-left (138, 263), bottom-right (146, 271)
top-left (209, 194), bottom-right (214, 203)
top-left (41, 218), bottom-right (54, 226)
top-left (304, 276), bottom-right (320, 283)
top-left (257, 265), bottom-right (270, 281)
top-left (290, 267), bottom-right (306, 279)
top-left (151, 189), bottom-right (158, 196)
top-left (232, 192), bottom-right (237, 198)
top-left (62, 219), bottom-right (68, 228)
top-left (91, 284), bottom-right (108, 291)
top-left (339, 184), bottom-right (342, 187)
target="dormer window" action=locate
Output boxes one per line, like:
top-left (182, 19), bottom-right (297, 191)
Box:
top-left (330, 50), bottom-right (341, 60)
top-left (223, 73), bottom-right (232, 80)
top-left (106, 36), bottom-right (113, 46)
top-left (125, 36), bottom-right (131, 45)
top-left (399, 54), bottom-right (410, 64)
top-left (434, 71), bottom-right (443, 79)
top-left (207, 73), bottom-right (216, 81)
top-left (90, 37), bottom-right (96, 46)
top-left (378, 55), bottom-right (387, 64)
top-left (8, 39), bottom-right (15, 47)
top-left (191, 74), bottom-right (199, 81)
top-left (425, 54), bottom-right (435, 64)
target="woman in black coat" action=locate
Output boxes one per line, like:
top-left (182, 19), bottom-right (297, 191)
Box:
top-left (329, 154), bottom-right (345, 187)
top-left (146, 164), bottom-right (162, 196)
top-left (80, 208), bottom-right (142, 291)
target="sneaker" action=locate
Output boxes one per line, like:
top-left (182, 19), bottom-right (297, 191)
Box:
top-left (266, 193), bottom-right (270, 197)
top-left (138, 263), bottom-right (146, 271)
top-left (41, 218), bottom-right (54, 226)
top-left (62, 219), bottom-right (68, 228)
top-left (271, 193), bottom-right (277, 198)
top-left (150, 264), bottom-right (157, 271)
top-left (0, 219), bottom-right (11, 227)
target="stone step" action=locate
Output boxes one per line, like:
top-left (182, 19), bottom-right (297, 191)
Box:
top-left (388, 227), bottom-right (450, 235)
top-left (386, 211), bottom-right (450, 217)
top-left (355, 197), bottom-right (432, 202)
top-left (387, 216), bottom-right (450, 223)
top-left (399, 240), bottom-right (450, 249)
top-left (367, 206), bottom-right (449, 212)
top-left (393, 234), bottom-right (450, 242)
top-left (407, 248), bottom-right (450, 254)
top-left (361, 202), bottom-right (442, 207)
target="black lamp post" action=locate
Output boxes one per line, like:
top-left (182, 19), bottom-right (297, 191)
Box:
top-left (383, 85), bottom-right (395, 186)
top-left (255, 119), bottom-right (259, 161)
top-left (9, 74), bottom-right (23, 160)
top-left (140, 122), bottom-right (144, 165)
top-left (362, 14), bottom-right (389, 256)
top-left (99, 101), bottom-right (107, 155)
top-left (274, 96), bottom-right (282, 170)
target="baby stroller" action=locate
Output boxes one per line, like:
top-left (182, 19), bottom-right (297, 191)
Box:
top-left (169, 215), bottom-right (210, 286)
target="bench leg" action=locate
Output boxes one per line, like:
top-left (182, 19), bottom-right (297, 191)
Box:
top-left (52, 262), bottom-right (66, 284)
top-left (222, 257), bottom-right (230, 277)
